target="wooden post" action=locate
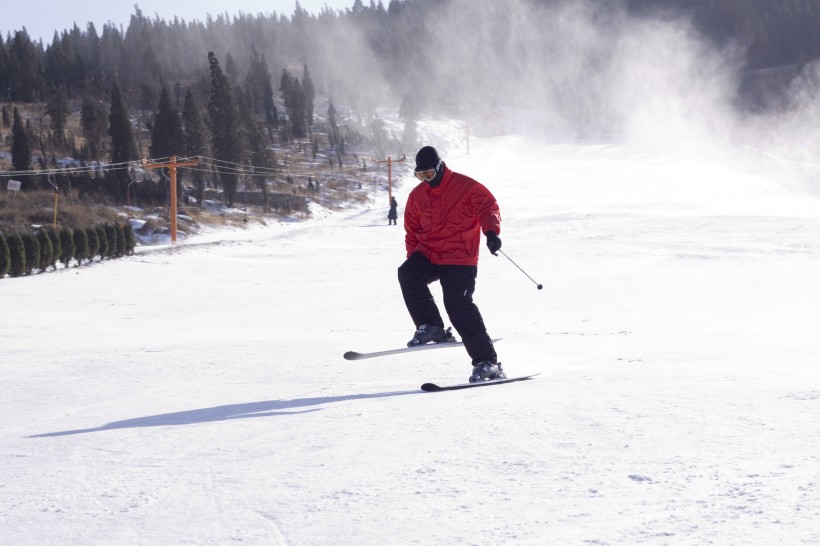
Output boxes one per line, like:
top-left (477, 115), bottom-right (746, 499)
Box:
top-left (45, 175), bottom-right (58, 228)
top-left (142, 156), bottom-right (198, 243)
top-left (373, 154), bottom-right (406, 203)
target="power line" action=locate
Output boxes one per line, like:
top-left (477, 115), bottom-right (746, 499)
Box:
top-left (1, 154), bottom-right (388, 180)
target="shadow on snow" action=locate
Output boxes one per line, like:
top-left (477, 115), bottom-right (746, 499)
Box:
top-left (29, 389), bottom-right (419, 438)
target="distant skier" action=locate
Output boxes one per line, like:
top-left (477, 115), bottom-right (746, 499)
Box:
top-left (388, 196), bottom-right (398, 225)
top-left (399, 145), bottom-right (505, 383)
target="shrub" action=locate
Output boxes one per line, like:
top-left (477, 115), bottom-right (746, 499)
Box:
top-left (96, 226), bottom-right (108, 261)
top-left (35, 229), bottom-right (54, 272)
top-left (123, 223), bottom-right (137, 255)
top-left (115, 223), bottom-right (127, 257)
top-left (46, 228), bottom-right (61, 271)
top-left (86, 227), bottom-right (100, 262)
top-left (20, 232), bottom-right (40, 275)
top-left (8, 233), bottom-right (25, 277)
top-left (59, 227), bottom-right (75, 268)
top-left (73, 227), bottom-right (89, 266)
top-left (104, 224), bottom-right (118, 259)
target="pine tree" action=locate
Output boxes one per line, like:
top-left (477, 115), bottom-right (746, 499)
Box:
top-left (109, 81), bottom-right (137, 165)
top-left (46, 228), bottom-right (61, 270)
top-left (150, 86), bottom-right (186, 197)
top-left (150, 86), bottom-right (185, 159)
top-left (123, 224), bottom-right (137, 255)
top-left (86, 226), bottom-right (100, 262)
top-left (115, 224), bottom-right (127, 256)
top-left (302, 64), bottom-right (315, 125)
top-left (46, 86), bottom-right (69, 150)
top-left (109, 81), bottom-right (138, 200)
top-left (183, 90), bottom-right (209, 207)
top-left (280, 68), bottom-right (308, 137)
top-left (0, 41), bottom-right (8, 106)
top-left (290, 78), bottom-right (307, 139)
top-left (73, 227), bottom-right (89, 266)
top-left (81, 98), bottom-right (107, 161)
top-left (280, 68), bottom-right (294, 113)
top-left (8, 233), bottom-right (26, 277)
top-left (35, 230), bottom-right (54, 272)
top-left (20, 232), bottom-right (40, 275)
top-left (59, 227), bottom-right (75, 268)
top-left (208, 51), bottom-right (246, 206)
top-left (225, 53), bottom-right (239, 83)
top-left (104, 224), bottom-right (118, 258)
top-left (262, 57), bottom-right (278, 131)
top-left (9, 31), bottom-right (42, 102)
top-left (328, 102), bottom-right (341, 149)
top-left (244, 48), bottom-right (266, 116)
top-left (245, 49), bottom-right (278, 135)
top-left (237, 93), bottom-right (275, 209)
top-left (11, 107), bottom-right (31, 174)
top-left (96, 226), bottom-right (108, 261)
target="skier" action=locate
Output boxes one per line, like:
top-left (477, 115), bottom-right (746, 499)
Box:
top-left (388, 196), bottom-right (398, 225)
top-left (399, 145), bottom-right (505, 383)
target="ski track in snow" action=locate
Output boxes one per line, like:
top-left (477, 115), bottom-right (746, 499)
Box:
top-left (2, 132), bottom-right (820, 545)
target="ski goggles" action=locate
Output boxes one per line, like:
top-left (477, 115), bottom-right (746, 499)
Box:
top-left (414, 160), bottom-right (441, 182)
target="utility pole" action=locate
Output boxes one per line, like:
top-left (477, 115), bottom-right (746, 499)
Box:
top-left (142, 155), bottom-right (198, 243)
top-left (46, 173), bottom-right (58, 228)
top-left (373, 154), bottom-right (406, 203)
top-left (241, 167), bottom-right (254, 224)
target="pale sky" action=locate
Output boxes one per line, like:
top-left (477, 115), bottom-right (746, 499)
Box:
top-left (2, 0), bottom-right (359, 43)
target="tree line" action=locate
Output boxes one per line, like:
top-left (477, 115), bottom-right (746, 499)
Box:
top-left (2, 49), bottom-right (320, 209)
top-left (1, 0), bottom-right (817, 105)
top-left (1, 0), bottom-right (818, 210)
top-left (0, 223), bottom-right (137, 279)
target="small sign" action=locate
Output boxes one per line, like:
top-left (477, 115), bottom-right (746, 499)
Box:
top-left (7, 179), bottom-right (21, 191)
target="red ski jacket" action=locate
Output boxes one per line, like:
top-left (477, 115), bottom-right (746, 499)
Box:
top-left (404, 166), bottom-right (501, 266)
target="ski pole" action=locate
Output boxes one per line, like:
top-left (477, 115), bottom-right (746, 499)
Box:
top-left (498, 249), bottom-right (543, 290)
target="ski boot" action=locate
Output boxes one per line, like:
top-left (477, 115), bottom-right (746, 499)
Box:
top-left (407, 324), bottom-right (457, 348)
top-left (469, 361), bottom-right (507, 383)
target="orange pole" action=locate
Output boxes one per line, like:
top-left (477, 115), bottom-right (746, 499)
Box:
top-left (143, 156), bottom-right (198, 243)
top-left (387, 156), bottom-right (392, 202)
top-left (53, 190), bottom-right (59, 229)
top-left (374, 154), bottom-right (406, 204)
top-left (169, 156), bottom-right (178, 242)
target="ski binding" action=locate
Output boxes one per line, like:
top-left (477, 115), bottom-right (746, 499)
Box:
top-left (421, 373), bottom-right (540, 392)
top-left (344, 338), bottom-right (501, 361)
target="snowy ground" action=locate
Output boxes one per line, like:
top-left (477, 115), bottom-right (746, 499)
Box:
top-left (3, 131), bottom-right (820, 545)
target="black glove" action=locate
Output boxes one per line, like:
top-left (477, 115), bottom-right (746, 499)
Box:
top-left (485, 231), bottom-right (501, 256)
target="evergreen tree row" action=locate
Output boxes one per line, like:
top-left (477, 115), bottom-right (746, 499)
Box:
top-left (2, 49), bottom-right (321, 209)
top-left (1, 0), bottom-right (818, 108)
top-left (0, 223), bottom-right (136, 279)
top-left (2, 0), bottom-right (819, 217)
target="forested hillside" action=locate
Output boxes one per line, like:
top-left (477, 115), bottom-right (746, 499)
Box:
top-left (4, 0), bottom-right (819, 97)
top-left (2, 0), bottom-right (817, 106)
top-left (0, 0), bottom-right (817, 230)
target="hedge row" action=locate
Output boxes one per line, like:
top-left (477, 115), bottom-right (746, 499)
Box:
top-left (0, 223), bottom-right (137, 279)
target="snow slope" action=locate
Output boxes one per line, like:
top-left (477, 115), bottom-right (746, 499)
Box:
top-left (2, 132), bottom-right (820, 545)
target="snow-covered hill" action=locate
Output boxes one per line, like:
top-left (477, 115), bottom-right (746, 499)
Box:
top-left (3, 130), bottom-right (820, 545)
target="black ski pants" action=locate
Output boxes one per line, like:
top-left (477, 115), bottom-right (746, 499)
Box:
top-left (398, 251), bottom-right (497, 365)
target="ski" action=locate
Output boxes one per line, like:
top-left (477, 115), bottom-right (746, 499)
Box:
top-left (344, 338), bottom-right (502, 361)
top-left (421, 373), bottom-right (540, 392)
